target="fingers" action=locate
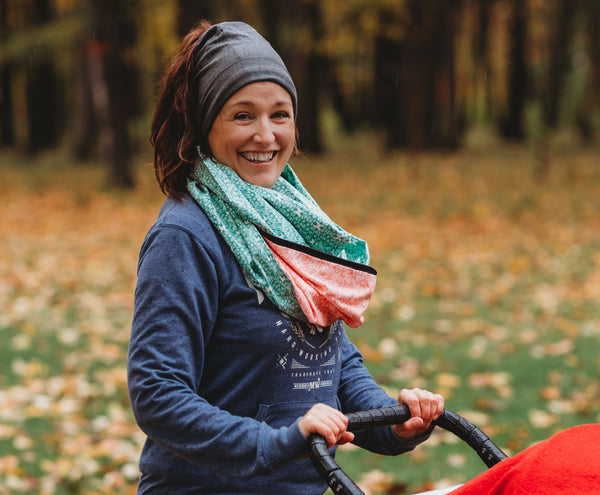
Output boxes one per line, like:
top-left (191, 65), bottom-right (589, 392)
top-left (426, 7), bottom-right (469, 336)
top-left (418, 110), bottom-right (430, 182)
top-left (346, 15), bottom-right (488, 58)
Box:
top-left (298, 403), bottom-right (355, 448)
top-left (394, 388), bottom-right (445, 438)
top-left (400, 387), bottom-right (445, 423)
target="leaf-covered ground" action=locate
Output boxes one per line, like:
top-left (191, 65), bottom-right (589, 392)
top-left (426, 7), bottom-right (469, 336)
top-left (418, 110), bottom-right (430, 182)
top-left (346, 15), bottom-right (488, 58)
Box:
top-left (1, 142), bottom-right (599, 494)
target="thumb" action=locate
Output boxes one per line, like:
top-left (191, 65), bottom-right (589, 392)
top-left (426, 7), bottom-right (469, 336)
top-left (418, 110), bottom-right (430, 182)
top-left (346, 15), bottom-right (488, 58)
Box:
top-left (404, 417), bottom-right (425, 431)
top-left (394, 417), bottom-right (425, 437)
top-left (338, 431), bottom-right (355, 445)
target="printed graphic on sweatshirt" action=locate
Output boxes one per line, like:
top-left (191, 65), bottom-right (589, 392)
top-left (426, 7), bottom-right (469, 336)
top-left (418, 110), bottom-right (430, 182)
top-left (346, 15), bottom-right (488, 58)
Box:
top-left (243, 275), bottom-right (342, 392)
top-left (275, 314), bottom-right (342, 392)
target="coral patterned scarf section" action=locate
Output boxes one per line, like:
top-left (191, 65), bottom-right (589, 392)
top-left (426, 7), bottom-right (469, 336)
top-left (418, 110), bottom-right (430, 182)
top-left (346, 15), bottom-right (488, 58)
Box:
top-left (262, 232), bottom-right (376, 328)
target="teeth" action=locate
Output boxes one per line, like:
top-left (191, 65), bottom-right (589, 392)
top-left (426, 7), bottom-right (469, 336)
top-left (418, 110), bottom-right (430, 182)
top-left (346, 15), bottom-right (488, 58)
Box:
top-left (242, 151), bottom-right (275, 162)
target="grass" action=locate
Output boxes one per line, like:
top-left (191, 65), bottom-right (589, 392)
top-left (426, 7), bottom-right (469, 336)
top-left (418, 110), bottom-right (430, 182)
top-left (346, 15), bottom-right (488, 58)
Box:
top-left (1, 138), bottom-right (600, 493)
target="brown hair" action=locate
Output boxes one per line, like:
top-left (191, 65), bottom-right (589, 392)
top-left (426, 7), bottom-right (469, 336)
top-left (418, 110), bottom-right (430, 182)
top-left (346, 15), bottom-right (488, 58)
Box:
top-left (150, 20), bottom-right (212, 198)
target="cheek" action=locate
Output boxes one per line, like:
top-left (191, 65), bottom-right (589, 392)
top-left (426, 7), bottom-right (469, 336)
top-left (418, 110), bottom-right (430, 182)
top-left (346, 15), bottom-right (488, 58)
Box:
top-left (208, 124), bottom-right (238, 158)
top-left (282, 124), bottom-right (296, 149)
top-left (207, 125), bottom-right (221, 154)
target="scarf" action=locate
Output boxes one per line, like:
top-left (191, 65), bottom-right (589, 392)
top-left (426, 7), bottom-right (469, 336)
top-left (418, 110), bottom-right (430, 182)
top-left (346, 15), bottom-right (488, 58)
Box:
top-left (187, 158), bottom-right (376, 327)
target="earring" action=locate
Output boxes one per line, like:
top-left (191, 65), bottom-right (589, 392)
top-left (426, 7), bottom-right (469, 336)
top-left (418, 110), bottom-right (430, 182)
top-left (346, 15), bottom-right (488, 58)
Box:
top-left (196, 145), bottom-right (209, 161)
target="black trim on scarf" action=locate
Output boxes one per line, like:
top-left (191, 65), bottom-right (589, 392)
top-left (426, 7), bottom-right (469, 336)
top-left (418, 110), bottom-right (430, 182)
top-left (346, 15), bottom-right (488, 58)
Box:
top-left (260, 230), bottom-right (377, 276)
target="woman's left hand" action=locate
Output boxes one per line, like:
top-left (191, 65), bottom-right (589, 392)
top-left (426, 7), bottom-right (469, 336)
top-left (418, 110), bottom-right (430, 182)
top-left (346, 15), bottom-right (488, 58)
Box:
top-left (393, 388), bottom-right (445, 438)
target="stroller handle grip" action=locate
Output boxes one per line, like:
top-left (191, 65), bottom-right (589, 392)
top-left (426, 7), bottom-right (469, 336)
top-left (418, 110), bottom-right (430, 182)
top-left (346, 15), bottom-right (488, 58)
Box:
top-left (308, 404), bottom-right (508, 495)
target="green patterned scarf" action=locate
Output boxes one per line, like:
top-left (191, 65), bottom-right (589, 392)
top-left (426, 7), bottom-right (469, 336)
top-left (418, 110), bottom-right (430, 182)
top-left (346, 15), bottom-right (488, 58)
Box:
top-left (187, 157), bottom-right (371, 323)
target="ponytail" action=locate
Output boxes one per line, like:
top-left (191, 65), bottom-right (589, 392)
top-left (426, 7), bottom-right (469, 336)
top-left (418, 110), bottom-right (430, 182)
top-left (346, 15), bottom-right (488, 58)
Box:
top-left (150, 20), bottom-right (211, 198)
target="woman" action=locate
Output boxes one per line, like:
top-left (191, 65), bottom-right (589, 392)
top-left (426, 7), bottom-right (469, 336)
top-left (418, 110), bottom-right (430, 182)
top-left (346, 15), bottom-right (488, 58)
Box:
top-left (128, 20), bottom-right (444, 494)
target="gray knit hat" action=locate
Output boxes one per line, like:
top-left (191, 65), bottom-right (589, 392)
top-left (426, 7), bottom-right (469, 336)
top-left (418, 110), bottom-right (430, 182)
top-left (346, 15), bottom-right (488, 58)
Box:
top-left (194, 21), bottom-right (297, 145)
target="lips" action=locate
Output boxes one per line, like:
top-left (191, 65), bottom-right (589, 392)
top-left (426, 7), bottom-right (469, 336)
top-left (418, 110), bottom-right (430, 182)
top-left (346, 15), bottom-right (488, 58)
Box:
top-left (240, 151), bottom-right (277, 163)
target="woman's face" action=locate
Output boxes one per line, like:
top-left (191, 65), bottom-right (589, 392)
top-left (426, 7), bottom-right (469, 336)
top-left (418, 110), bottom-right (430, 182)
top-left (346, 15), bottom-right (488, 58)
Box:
top-left (208, 81), bottom-right (295, 188)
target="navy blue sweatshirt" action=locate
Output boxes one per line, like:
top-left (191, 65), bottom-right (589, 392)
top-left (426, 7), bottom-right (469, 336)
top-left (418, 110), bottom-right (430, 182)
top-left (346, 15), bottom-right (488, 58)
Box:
top-left (128, 196), bottom-right (428, 494)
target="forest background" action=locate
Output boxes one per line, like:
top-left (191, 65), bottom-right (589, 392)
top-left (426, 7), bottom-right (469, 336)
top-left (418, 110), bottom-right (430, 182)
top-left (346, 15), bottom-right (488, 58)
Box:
top-left (2, 0), bottom-right (600, 494)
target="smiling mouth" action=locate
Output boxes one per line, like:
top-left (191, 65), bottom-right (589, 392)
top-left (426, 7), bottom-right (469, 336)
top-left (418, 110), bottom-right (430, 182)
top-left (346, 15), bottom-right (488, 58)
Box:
top-left (241, 151), bottom-right (277, 163)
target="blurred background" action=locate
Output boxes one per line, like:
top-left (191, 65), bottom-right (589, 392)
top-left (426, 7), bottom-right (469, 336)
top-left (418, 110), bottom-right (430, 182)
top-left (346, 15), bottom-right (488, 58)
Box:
top-left (1, 0), bottom-right (599, 176)
top-left (1, 0), bottom-right (600, 494)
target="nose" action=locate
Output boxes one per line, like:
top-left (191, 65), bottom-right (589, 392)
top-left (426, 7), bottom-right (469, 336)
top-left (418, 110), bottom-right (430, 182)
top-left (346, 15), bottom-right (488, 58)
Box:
top-left (253, 117), bottom-right (276, 144)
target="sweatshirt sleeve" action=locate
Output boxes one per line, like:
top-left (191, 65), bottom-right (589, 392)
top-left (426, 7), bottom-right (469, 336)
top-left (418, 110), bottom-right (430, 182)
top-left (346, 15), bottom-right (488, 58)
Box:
top-left (337, 333), bottom-right (432, 455)
top-left (127, 225), bottom-right (306, 478)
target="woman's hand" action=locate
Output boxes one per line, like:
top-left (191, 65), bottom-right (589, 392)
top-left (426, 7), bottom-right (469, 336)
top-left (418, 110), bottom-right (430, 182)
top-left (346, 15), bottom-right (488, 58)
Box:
top-left (393, 388), bottom-right (445, 438)
top-left (298, 403), bottom-right (355, 448)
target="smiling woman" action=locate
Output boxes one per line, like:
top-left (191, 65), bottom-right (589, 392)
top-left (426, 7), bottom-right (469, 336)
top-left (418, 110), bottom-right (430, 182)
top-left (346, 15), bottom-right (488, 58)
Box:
top-left (208, 81), bottom-right (295, 187)
top-left (128, 20), bottom-right (444, 494)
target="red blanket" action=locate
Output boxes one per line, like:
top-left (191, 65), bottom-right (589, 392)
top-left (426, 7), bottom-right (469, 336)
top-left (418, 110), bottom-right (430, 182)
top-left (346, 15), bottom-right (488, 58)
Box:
top-left (450, 424), bottom-right (600, 494)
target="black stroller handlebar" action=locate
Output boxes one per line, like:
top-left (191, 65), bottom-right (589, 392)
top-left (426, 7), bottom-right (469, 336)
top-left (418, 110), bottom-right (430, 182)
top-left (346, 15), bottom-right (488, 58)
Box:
top-left (308, 404), bottom-right (508, 495)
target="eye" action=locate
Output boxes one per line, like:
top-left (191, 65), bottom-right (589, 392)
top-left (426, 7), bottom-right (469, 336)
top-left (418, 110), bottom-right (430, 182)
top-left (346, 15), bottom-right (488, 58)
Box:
top-left (234, 112), bottom-right (252, 121)
top-left (272, 111), bottom-right (291, 120)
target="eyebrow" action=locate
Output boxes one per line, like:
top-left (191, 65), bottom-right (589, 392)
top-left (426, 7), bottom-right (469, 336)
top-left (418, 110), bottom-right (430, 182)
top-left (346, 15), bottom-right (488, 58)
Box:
top-left (227, 100), bottom-right (292, 108)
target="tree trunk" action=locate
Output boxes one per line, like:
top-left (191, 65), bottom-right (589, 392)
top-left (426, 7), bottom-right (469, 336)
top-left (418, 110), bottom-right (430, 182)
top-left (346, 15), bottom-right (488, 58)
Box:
top-left (176, 0), bottom-right (215, 36)
top-left (260, 0), bottom-right (283, 49)
top-left (402, 0), bottom-right (432, 148)
top-left (0, 0), bottom-right (15, 146)
top-left (473, 0), bottom-right (495, 119)
top-left (577, 0), bottom-right (600, 143)
top-left (502, 0), bottom-right (528, 140)
top-left (72, 51), bottom-right (97, 159)
top-left (281, 0), bottom-right (323, 153)
top-left (386, 0), bottom-right (461, 150)
top-left (328, 64), bottom-right (357, 133)
top-left (373, 30), bottom-right (405, 147)
top-left (427, 0), bottom-right (461, 148)
top-left (543, 0), bottom-right (578, 128)
top-left (25, 0), bottom-right (60, 152)
top-left (82, 0), bottom-right (135, 188)
top-left (0, 64), bottom-right (13, 146)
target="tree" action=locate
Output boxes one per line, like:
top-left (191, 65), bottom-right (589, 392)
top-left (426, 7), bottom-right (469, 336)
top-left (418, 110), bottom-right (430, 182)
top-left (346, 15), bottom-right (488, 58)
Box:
top-left (81, 0), bottom-right (137, 188)
top-left (375, 0), bottom-right (462, 150)
top-left (577, 0), bottom-right (600, 142)
top-left (176, 0), bottom-right (216, 36)
top-left (72, 46), bottom-right (97, 160)
top-left (472, 0), bottom-right (495, 120)
top-left (372, 11), bottom-right (404, 147)
top-left (425, 0), bottom-right (462, 148)
top-left (295, 0), bottom-right (326, 152)
top-left (25, 0), bottom-right (61, 152)
top-left (502, 0), bottom-right (529, 140)
top-left (259, 0), bottom-right (284, 46)
top-left (278, 0), bottom-right (324, 153)
top-left (0, 0), bottom-right (14, 146)
top-left (543, 0), bottom-right (578, 128)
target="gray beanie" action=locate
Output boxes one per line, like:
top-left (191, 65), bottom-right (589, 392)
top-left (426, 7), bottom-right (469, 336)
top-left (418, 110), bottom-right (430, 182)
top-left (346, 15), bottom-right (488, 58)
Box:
top-left (194, 21), bottom-right (297, 145)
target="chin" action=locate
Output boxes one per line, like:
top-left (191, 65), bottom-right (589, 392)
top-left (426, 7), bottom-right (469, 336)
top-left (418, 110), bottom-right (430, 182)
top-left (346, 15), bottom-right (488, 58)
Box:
top-left (241, 169), bottom-right (283, 188)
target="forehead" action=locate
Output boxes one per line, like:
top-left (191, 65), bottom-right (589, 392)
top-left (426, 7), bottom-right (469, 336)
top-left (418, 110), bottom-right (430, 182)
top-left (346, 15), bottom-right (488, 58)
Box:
top-left (224, 81), bottom-right (293, 107)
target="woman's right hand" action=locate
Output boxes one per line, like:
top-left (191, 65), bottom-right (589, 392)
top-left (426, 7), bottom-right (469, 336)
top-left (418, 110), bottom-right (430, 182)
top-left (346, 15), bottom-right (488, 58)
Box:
top-left (298, 403), bottom-right (355, 448)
